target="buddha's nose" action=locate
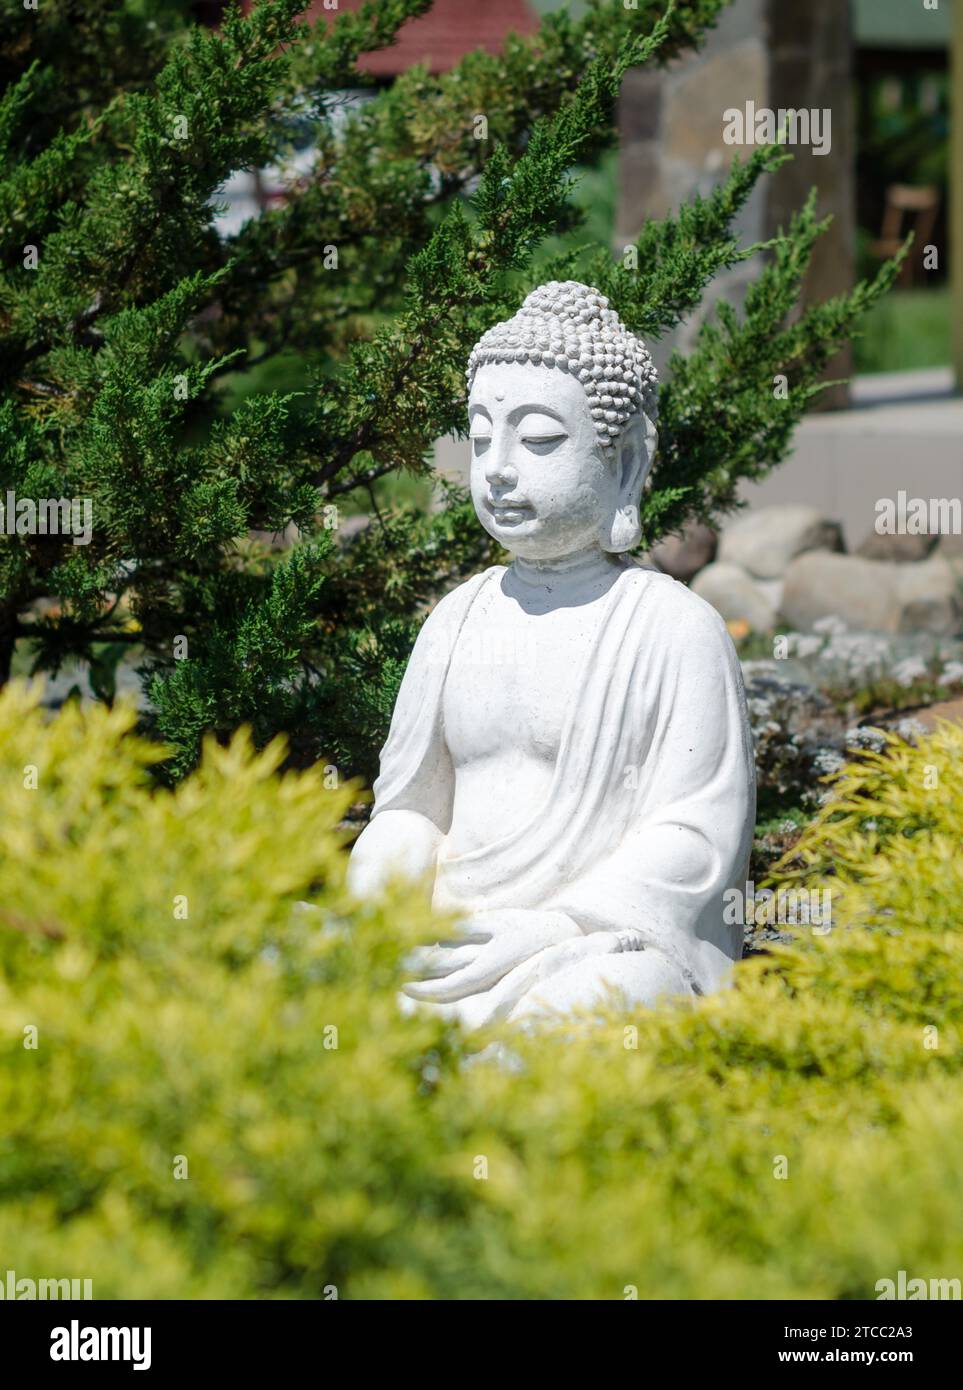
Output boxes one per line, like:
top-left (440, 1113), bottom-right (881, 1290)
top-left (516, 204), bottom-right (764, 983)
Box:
top-left (484, 448), bottom-right (517, 488)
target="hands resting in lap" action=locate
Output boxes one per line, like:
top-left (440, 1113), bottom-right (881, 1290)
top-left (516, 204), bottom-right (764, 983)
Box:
top-left (403, 908), bottom-right (647, 1027)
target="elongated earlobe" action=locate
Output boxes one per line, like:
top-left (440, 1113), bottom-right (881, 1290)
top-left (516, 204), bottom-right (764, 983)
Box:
top-left (599, 413), bottom-right (654, 553)
top-left (601, 503), bottom-right (642, 553)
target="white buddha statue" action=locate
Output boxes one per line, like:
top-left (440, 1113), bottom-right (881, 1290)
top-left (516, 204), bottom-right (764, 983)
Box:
top-left (348, 281), bottom-right (756, 1028)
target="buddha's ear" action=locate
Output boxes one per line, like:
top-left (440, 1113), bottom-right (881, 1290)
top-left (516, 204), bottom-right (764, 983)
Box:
top-left (600, 412), bottom-right (656, 553)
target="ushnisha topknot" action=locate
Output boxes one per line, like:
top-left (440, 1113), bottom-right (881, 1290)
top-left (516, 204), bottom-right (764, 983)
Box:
top-left (466, 280), bottom-right (659, 451)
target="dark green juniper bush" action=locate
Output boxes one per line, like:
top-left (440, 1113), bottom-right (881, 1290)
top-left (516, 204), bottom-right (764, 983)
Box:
top-left (0, 0), bottom-right (900, 780)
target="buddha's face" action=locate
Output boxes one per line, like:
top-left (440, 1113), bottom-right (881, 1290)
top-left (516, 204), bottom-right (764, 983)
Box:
top-left (468, 361), bottom-right (645, 562)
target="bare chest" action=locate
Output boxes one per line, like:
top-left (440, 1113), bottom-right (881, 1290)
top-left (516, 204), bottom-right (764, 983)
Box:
top-left (442, 587), bottom-right (604, 767)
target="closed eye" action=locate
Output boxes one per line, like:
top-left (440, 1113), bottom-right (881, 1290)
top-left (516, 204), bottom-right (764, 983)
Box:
top-left (522, 433), bottom-right (566, 454)
top-left (471, 435), bottom-right (492, 452)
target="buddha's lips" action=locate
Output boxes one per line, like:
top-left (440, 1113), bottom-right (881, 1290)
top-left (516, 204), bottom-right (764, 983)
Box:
top-left (487, 498), bottom-right (534, 521)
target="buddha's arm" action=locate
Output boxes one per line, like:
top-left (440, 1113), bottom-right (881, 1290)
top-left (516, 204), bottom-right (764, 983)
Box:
top-left (348, 809), bottom-right (445, 899)
top-left (348, 582), bottom-right (473, 901)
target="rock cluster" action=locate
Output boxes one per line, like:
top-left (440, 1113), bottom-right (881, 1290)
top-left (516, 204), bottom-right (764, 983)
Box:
top-left (656, 504), bottom-right (963, 637)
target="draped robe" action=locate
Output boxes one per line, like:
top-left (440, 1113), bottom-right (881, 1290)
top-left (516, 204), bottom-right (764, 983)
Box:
top-left (370, 562), bottom-right (756, 1011)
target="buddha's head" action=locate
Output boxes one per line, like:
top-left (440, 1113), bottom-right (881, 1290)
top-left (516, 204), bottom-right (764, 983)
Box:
top-left (466, 281), bottom-right (658, 563)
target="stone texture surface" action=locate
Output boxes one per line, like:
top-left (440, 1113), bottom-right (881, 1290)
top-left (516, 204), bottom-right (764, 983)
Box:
top-left (616, 0), bottom-right (854, 406)
top-left (649, 521), bottom-right (717, 581)
top-left (618, 66), bottom-right (662, 140)
top-left (780, 551), bottom-right (963, 636)
top-left (857, 531), bottom-right (937, 563)
top-left (780, 553), bottom-right (900, 632)
top-left (662, 39), bottom-right (766, 171)
top-left (691, 561), bottom-right (777, 630)
top-left (937, 532), bottom-right (963, 558)
top-left (616, 1), bottom-right (768, 384)
top-left (350, 284), bottom-right (756, 1030)
top-left (718, 504), bottom-right (844, 580)
top-left (945, 553), bottom-right (963, 587)
top-left (765, 0), bottom-right (855, 409)
top-left (754, 576), bottom-right (784, 614)
top-left (895, 556), bottom-right (961, 636)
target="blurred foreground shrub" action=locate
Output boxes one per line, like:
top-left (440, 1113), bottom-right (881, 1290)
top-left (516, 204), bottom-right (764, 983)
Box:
top-left (0, 685), bottom-right (960, 1299)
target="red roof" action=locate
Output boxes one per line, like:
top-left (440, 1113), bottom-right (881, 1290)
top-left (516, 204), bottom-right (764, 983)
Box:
top-left (309, 0), bottom-right (540, 76)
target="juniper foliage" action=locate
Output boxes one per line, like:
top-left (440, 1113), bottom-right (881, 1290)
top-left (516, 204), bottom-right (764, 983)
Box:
top-left (0, 0), bottom-right (898, 778)
top-left (0, 683), bottom-right (960, 1298)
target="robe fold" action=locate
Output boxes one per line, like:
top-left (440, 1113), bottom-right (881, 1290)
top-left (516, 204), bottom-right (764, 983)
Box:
top-left (371, 563), bottom-right (756, 1001)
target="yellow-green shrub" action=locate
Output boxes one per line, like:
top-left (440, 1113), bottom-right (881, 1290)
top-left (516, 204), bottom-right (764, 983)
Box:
top-left (0, 685), bottom-right (960, 1299)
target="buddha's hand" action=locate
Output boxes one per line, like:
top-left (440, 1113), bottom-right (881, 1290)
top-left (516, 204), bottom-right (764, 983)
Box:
top-left (403, 908), bottom-right (581, 1003)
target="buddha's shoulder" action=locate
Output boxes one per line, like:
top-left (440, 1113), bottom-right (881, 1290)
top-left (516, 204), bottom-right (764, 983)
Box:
top-left (422, 563), bottom-right (732, 642)
top-left (625, 563), bottom-right (732, 642)
top-left (421, 566), bottom-right (505, 628)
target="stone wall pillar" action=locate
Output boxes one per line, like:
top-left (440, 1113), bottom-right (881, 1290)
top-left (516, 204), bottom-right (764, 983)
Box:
top-left (616, 0), bottom-right (855, 406)
top-left (766, 0), bottom-right (854, 407)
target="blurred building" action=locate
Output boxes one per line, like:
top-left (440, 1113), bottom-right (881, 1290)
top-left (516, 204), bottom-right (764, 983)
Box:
top-left (324, 0), bottom-right (539, 76)
top-left (854, 0), bottom-right (951, 287)
top-left (211, 0), bottom-right (540, 71)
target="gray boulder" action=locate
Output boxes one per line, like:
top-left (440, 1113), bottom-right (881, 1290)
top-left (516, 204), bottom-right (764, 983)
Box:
top-left (857, 531), bottom-right (936, 564)
top-left (937, 533), bottom-right (963, 558)
top-left (649, 521), bottom-right (717, 582)
top-left (691, 561), bottom-right (777, 631)
top-left (780, 551), bottom-right (962, 635)
top-left (943, 552), bottom-right (963, 587)
top-left (719, 504), bottom-right (844, 580)
top-left (895, 555), bottom-right (961, 636)
top-left (754, 577), bottom-right (785, 615)
top-left (780, 553), bottom-right (900, 632)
